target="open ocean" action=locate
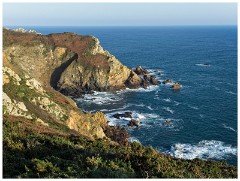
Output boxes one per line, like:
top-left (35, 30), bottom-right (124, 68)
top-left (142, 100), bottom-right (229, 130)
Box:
top-left (15, 26), bottom-right (237, 166)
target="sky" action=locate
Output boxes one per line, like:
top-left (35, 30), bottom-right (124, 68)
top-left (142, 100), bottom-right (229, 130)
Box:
top-left (3, 3), bottom-right (238, 26)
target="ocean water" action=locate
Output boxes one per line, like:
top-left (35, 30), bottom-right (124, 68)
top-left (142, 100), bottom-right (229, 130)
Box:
top-left (16, 26), bottom-right (237, 166)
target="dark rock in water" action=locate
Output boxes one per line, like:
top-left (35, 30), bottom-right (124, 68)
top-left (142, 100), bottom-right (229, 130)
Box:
top-left (171, 82), bottom-right (181, 90)
top-left (125, 71), bottom-right (142, 89)
top-left (134, 66), bottom-right (149, 75)
top-left (143, 75), bottom-right (151, 81)
top-left (113, 112), bottom-right (133, 119)
top-left (163, 79), bottom-right (173, 84)
top-left (164, 119), bottom-right (172, 126)
top-left (150, 75), bottom-right (160, 85)
top-left (141, 79), bottom-right (150, 89)
top-left (128, 119), bottom-right (139, 127)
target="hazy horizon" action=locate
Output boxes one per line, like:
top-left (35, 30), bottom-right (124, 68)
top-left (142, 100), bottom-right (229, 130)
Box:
top-left (3, 3), bottom-right (237, 26)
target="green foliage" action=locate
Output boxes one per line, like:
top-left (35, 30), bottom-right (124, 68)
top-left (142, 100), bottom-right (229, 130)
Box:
top-left (3, 78), bottom-right (41, 103)
top-left (3, 118), bottom-right (237, 178)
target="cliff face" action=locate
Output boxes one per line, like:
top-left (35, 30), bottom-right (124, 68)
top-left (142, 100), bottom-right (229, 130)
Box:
top-left (2, 28), bottom-right (143, 140)
top-left (3, 29), bottom-right (142, 97)
top-left (3, 29), bottom-right (119, 139)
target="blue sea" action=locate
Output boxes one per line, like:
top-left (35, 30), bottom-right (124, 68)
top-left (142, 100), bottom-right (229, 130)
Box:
top-left (14, 26), bottom-right (237, 166)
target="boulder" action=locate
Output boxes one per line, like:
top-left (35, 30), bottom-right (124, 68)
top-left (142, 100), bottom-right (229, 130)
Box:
top-left (143, 75), bottom-right (151, 81)
top-left (113, 112), bottom-right (133, 119)
top-left (124, 71), bottom-right (142, 89)
top-left (128, 119), bottom-right (140, 127)
top-left (141, 80), bottom-right (149, 89)
top-left (134, 66), bottom-right (149, 75)
top-left (171, 82), bottom-right (181, 90)
top-left (150, 75), bottom-right (160, 85)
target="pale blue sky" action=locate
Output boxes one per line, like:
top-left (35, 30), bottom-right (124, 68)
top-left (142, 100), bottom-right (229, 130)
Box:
top-left (3, 3), bottom-right (237, 26)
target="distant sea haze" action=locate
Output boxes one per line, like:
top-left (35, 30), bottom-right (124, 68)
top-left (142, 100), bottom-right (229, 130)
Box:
top-left (23, 26), bottom-right (237, 166)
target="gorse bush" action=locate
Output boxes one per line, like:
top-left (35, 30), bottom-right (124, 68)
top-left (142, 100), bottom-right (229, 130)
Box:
top-left (3, 118), bottom-right (237, 178)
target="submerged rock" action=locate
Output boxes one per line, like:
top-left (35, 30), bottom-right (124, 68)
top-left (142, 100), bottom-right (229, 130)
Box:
top-left (113, 112), bottom-right (132, 119)
top-left (128, 119), bottom-right (140, 127)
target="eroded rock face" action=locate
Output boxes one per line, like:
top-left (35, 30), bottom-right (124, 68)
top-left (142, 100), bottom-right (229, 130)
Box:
top-left (3, 29), bottom-right (143, 97)
top-left (67, 110), bottom-right (106, 139)
top-left (3, 92), bottom-right (32, 119)
top-left (2, 64), bottom-right (107, 139)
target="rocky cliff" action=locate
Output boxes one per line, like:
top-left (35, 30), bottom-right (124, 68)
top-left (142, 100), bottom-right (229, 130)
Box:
top-left (3, 28), bottom-right (148, 141)
top-left (3, 29), bottom-right (143, 98)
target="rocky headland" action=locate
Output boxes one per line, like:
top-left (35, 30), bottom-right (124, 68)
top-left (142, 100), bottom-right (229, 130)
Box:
top-left (2, 28), bottom-right (236, 178)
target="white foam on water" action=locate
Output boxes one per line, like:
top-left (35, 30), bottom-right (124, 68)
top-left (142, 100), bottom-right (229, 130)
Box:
top-left (117, 85), bottom-right (159, 93)
top-left (166, 140), bottom-right (237, 160)
top-left (163, 98), bottom-right (171, 102)
top-left (147, 106), bottom-right (154, 110)
top-left (75, 91), bottom-right (122, 105)
top-left (106, 110), bottom-right (160, 127)
top-left (195, 63), bottom-right (211, 67)
top-left (225, 91), bottom-right (237, 95)
top-left (188, 105), bottom-right (199, 110)
top-left (128, 137), bottom-right (141, 143)
top-left (174, 101), bottom-right (181, 106)
top-left (222, 124), bottom-right (237, 132)
top-left (100, 104), bottom-right (130, 112)
top-left (199, 114), bottom-right (204, 118)
top-left (163, 107), bottom-right (174, 114)
top-left (159, 118), bottom-right (184, 130)
top-left (127, 103), bottom-right (145, 108)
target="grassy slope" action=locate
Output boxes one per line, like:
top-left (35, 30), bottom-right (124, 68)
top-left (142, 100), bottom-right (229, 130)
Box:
top-left (3, 116), bottom-right (237, 178)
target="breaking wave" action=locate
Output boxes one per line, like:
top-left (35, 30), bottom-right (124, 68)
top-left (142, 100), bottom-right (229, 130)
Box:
top-left (165, 140), bottom-right (237, 160)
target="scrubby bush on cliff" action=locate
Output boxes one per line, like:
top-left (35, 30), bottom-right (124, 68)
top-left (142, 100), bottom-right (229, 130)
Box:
top-left (3, 117), bottom-right (237, 178)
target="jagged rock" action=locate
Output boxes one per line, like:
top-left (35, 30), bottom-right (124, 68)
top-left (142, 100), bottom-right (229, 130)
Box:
top-left (141, 79), bottom-right (150, 89)
top-left (2, 92), bottom-right (32, 119)
top-left (143, 75), bottom-right (151, 81)
top-left (124, 71), bottom-right (142, 89)
top-left (128, 119), bottom-right (140, 127)
top-left (150, 75), bottom-right (160, 85)
top-left (134, 66), bottom-right (149, 75)
top-left (26, 78), bottom-right (45, 93)
top-left (67, 110), bottom-right (106, 139)
top-left (171, 82), bottom-right (181, 90)
top-left (3, 66), bottom-right (21, 85)
top-left (113, 112), bottom-right (132, 119)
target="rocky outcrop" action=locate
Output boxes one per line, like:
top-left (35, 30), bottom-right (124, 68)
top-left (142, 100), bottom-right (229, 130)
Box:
top-left (2, 64), bottom-right (107, 139)
top-left (134, 66), bottom-right (149, 75)
top-left (128, 119), bottom-right (139, 127)
top-left (113, 112), bottom-right (133, 119)
top-left (3, 28), bottom-right (146, 97)
top-left (171, 82), bottom-right (181, 90)
top-left (3, 92), bottom-right (32, 119)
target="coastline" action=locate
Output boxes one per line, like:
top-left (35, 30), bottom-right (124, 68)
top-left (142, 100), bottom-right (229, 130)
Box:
top-left (2, 27), bottom-right (237, 178)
